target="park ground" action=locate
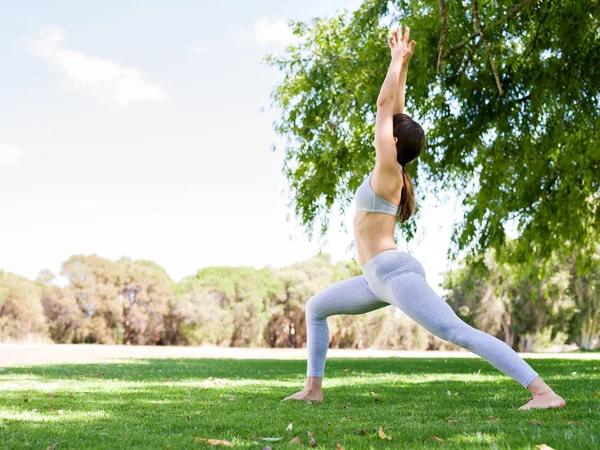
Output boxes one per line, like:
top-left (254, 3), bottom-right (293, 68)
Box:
top-left (0, 345), bottom-right (599, 449)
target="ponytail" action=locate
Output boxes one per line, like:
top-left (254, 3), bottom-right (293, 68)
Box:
top-left (398, 166), bottom-right (415, 223)
top-left (392, 113), bottom-right (425, 223)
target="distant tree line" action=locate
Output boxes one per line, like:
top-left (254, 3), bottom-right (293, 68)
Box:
top-left (1, 249), bottom-right (598, 350)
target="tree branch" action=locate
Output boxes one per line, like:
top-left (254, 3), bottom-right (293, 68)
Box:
top-left (437, 0), bottom-right (448, 73)
top-left (451, 0), bottom-right (537, 52)
top-left (472, 0), bottom-right (504, 96)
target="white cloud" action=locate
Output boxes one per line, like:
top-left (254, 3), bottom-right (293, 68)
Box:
top-left (28, 26), bottom-right (166, 106)
top-left (252, 18), bottom-right (298, 45)
top-left (0, 145), bottom-right (22, 165)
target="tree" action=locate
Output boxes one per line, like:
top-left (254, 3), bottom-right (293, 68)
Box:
top-left (0, 271), bottom-right (47, 341)
top-left (267, 0), bottom-right (600, 266)
top-left (174, 266), bottom-right (282, 347)
top-left (60, 255), bottom-right (174, 344)
top-left (566, 249), bottom-right (600, 349)
top-left (117, 258), bottom-right (173, 345)
top-left (40, 285), bottom-right (82, 343)
top-left (443, 247), bottom-right (576, 351)
top-left (60, 255), bottom-right (122, 343)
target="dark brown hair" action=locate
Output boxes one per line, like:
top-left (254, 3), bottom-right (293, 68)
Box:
top-left (393, 113), bottom-right (425, 223)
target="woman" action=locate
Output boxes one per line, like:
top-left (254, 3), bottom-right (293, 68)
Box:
top-left (284, 26), bottom-right (566, 410)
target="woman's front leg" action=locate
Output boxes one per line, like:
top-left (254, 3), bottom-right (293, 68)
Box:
top-left (283, 275), bottom-right (387, 402)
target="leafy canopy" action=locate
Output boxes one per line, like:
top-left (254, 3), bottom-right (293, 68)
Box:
top-left (267, 0), bottom-right (600, 266)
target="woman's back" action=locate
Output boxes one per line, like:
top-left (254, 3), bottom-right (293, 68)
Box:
top-left (353, 166), bottom-right (404, 267)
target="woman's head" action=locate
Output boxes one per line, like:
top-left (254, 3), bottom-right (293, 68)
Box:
top-left (393, 113), bottom-right (425, 165)
top-left (392, 113), bottom-right (425, 223)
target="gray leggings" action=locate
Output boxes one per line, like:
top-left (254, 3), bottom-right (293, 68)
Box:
top-left (305, 250), bottom-right (539, 388)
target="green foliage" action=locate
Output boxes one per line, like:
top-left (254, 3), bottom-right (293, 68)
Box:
top-left (0, 271), bottom-right (47, 341)
top-left (267, 0), bottom-right (600, 264)
top-left (2, 247), bottom-right (599, 351)
top-left (443, 245), bottom-right (600, 351)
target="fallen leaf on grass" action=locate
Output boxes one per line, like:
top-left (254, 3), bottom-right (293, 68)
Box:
top-left (536, 445), bottom-right (554, 450)
top-left (194, 438), bottom-right (234, 447)
top-left (343, 417), bottom-right (355, 421)
top-left (378, 426), bottom-right (392, 440)
top-left (324, 424), bottom-right (332, 427)
top-left (50, 408), bottom-right (55, 412)
top-left (289, 436), bottom-right (302, 445)
top-left (307, 431), bottom-right (312, 437)
top-left (342, 368), bottom-right (348, 372)
top-left (448, 420), bottom-right (460, 424)
top-left (431, 436), bottom-right (444, 442)
top-left (486, 416), bottom-right (499, 420)
top-left (48, 394), bottom-right (58, 398)
top-left (336, 444), bottom-right (344, 450)
top-left (342, 404), bottom-right (350, 409)
top-left (286, 423), bottom-right (293, 431)
top-left (354, 429), bottom-right (368, 435)
top-left (309, 437), bottom-right (316, 447)
top-left (530, 420), bottom-right (542, 426)
top-left (370, 391), bottom-right (377, 396)
top-left (568, 421), bottom-right (581, 425)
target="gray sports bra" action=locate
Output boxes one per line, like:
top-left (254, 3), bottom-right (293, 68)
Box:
top-left (354, 173), bottom-right (399, 216)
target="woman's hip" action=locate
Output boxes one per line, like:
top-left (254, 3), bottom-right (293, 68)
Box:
top-left (360, 250), bottom-right (426, 296)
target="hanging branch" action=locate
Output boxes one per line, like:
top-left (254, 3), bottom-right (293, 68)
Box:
top-left (451, 0), bottom-right (537, 52)
top-left (472, 0), bottom-right (504, 96)
top-left (437, 0), bottom-right (448, 73)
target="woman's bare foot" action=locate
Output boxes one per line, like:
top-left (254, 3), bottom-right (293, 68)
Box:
top-left (518, 390), bottom-right (566, 410)
top-left (283, 387), bottom-right (323, 402)
top-left (518, 376), bottom-right (566, 410)
top-left (283, 376), bottom-right (323, 401)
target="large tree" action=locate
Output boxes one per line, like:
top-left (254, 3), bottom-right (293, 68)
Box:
top-left (0, 271), bottom-right (47, 341)
top-left (268, 0), bottom-right (600, 266)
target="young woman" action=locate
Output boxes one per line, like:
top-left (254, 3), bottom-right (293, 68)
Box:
top-left (283, 26), bottom-right (566, 410)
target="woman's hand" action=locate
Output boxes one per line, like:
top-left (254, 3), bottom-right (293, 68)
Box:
top-left (388, 26), bottom-right (416, 64)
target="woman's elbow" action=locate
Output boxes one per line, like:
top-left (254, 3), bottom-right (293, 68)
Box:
top-left (376, 97), bottom-right (393, 108)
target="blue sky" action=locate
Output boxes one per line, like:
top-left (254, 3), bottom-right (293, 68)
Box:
top-left (0, 0), bottom-right (462, 294)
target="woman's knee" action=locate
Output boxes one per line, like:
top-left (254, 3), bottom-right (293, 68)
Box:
top-left (305, 292), bottom-right (331, 320)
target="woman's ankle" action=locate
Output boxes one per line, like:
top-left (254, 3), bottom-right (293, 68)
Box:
top-left (526, 376), bottom-right (553, 396)
top-left (305, 376), bottom-right (323, 391)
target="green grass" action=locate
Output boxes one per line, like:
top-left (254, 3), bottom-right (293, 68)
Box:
top-left (0, 356), bottom-right (598, 449)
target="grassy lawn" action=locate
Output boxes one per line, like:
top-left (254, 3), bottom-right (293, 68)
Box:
top-left (0, 356), bottom-right (598, 449)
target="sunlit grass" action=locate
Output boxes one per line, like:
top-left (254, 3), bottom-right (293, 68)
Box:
top-left (0, 356), bottom-right (598, 449)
